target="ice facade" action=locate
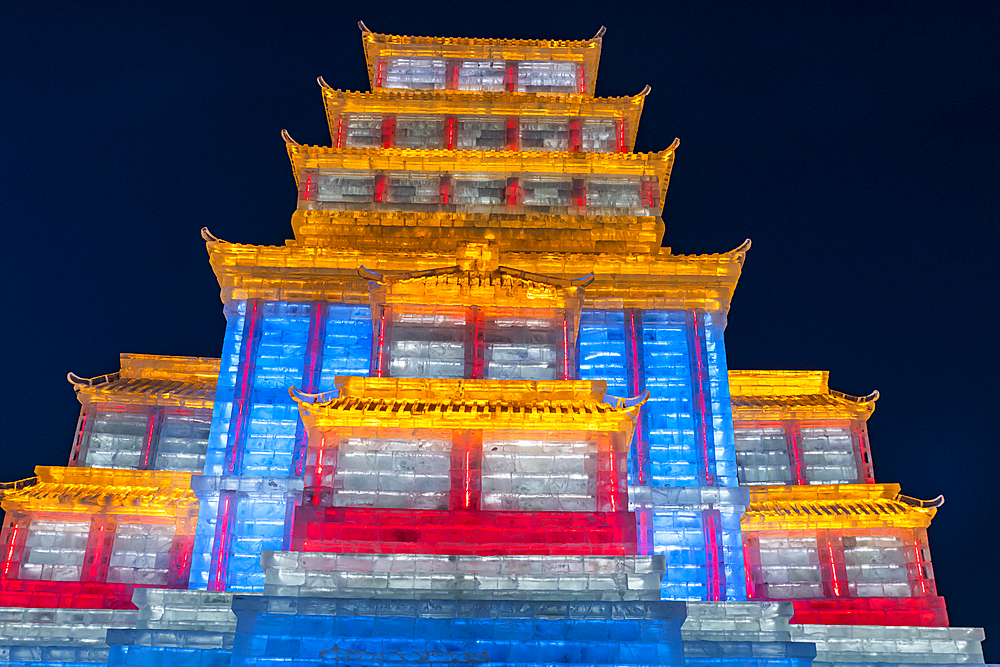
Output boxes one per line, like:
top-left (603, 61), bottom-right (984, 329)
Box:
top-left (0, 21), bottom-right (990, 667)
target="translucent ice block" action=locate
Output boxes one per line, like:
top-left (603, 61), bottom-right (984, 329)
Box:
top-left (261, 551), bottom-right (666, 601)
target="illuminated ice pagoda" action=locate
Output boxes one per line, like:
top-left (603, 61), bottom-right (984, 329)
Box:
top-left (0, 22), bottom-right (989, 667)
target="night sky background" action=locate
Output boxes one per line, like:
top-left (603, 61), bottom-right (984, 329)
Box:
top-left (2, 0), bottom-right (997, 656)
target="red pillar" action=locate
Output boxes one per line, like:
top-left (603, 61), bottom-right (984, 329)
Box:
top-left (450, 430), bottom-right (482, 511)
top-left (80, 515), bottom-right (117, 583)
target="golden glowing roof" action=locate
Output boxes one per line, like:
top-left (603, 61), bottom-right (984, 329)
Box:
top-left (1, 466), bottom-right (198, 518)
top-left (742, 484), bottom-right (936, 530)
top-left (729, 370), bottom-right (877, 421)
top-left (286, 144), bottom-right (675, 212)
top-left (295, 377), bottom-right (641, 437)
top-left (360, 25), bottom-right (604, 97)
top-left (320, 87), bottom-right (646, 150)
top-left (290, 211), bottom-right (664, 254)
top-left (69, 354), bottom-right (218, 409)
top-left (205, 233), bottom-right (748, 312)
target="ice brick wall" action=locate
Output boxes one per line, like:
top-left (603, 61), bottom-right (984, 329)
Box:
top-left (190, 300), bottom-right (371, 592)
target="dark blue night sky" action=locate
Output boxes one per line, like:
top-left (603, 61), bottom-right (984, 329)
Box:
top-left (1, 0), bottom-right (997, 657)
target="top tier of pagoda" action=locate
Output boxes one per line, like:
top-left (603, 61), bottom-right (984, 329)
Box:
top-left (275, 24), bottom-right (682, 260)
top-left (359, 22), bottom-right (606, 96)
top-left (204, 26), bottom-right (747, 313)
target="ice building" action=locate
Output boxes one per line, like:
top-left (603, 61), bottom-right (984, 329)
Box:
top-left (0, 22), bottom-right (989, 667)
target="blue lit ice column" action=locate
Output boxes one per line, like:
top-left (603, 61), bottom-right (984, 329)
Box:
top-left (189, 299), bottom-right (371, 591)
top-left (578, 307), bottom-right (746, 601)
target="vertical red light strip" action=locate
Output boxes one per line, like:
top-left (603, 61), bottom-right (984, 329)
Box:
top-left (381, 115), bottom-right (396, 148)
top-left (784, 421), bottom-right (808, 485)
top-left (445, 116), bottom-right (456, 150)
top-left (701, 509), bottom-right (726, 601)
top-left (627, 310), bottom-right (648, 486)
top-left (3, 522), bottom-right (19, 577)
top-left (505, 177), bottom-right (521, 207)
top-left (374, 174), bottom-right (386, 203)
top-left (70, 411), bottom-right (89, 465)
top-left (300, 173), bottom-right (317, 202)
top-left (637, 510), bottom-right (650, 555)
top-left (226, 299), bottom-right (262, 476)
top-left (616, 119), bottom-right (628, 153)
top-left (607, 449), bottom-right (618, 512)
top-left (463, 306), bottom-right (486, 380)
top-left (687, 310), bottom-right (716, 487)
top-left (743, 536), bottom-right (756, 599)
top-left (464, 450), bottom-right (472, 509)
top-left (912, 541), bottom-right (930, 596)
top-left (141, 409), bottom-right (157, 469)
top-left (449, 430), bottom-right (481, 511)
top-left (578, 64), bottom-right (586, 94)
top-left (827, 540), bottom-right (842, 597)
top-left (374, 307), bottom-right (388, 377)
top-left (82, 515), bottom-right (116, 584)
top-left (439, 175), bottom-right (452, 204)
top-left (334, 116), bottom-right (345, 149)
top-left (313, 442), bottom-right (325, 507)
top-left (506, 117), bottom-right (519, 151)
top-left (851, 421), bottom-right (876, 483)
top-left (375, 59), bottom-right (386, 88)
top-left (291, 301), bottom-right (329, 479)
top-left (209, 495), bottom-right (232, 592)
top-left (819, 533), bottom-right (846, 599)
top-left (706, 516), bottom-right (719, 600)
top-left (568, 119), bottom-right (581, 152)
top-left (562, 315), bottom-right (570, 380)
top-left (505, 62), bottom-right (518, 92)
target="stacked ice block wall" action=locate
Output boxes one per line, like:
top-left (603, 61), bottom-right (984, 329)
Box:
top-left (189, 300), bottom-right (371, 591)
top-left (0, 21), bottom-right (991, 667)
top-left (579, 307), bottom-right (745, 601)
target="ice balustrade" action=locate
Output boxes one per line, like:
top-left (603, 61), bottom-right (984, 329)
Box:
top-left (379, 58), bottom-right (585, 94)
top-left (735, 421), bottom-right (873, 486)
top-left (261, 551), bottom-right (667, 601)
top-left (302, 168), bottom-right (660, 215)
top-left (745, 529), bottom-right (937, 600)
top-left (334, 112), bottom-right (624, 152)
top-left (73, 406), bottom-right (212, 473)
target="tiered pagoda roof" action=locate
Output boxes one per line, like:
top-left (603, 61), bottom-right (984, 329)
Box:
top-left (68, 354), bottom-right (219, 410)
top-left (729, 370), bottom-right (878, 421)
top-left (293, 376), bottom-right (644, 434)
top-left (742, 484), bottom-right (937, 530)
top-left (1, 467), bottom-right (197, 515)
